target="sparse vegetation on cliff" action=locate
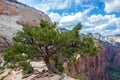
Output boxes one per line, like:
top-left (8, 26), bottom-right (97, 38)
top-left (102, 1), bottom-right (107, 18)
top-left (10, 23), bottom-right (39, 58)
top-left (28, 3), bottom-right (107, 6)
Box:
top-left (2, 20), bottom-right (100, 77)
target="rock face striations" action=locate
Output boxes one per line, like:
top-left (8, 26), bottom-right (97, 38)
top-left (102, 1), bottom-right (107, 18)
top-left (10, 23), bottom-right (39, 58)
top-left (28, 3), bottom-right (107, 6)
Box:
top-left (104, 42), bottom-right (120, 80)
top-left (69, 34), bottom-right (120, 80)
top-left (70, 47), bottom-right (106, 80)
top-left (107, 35), bottom-right (120, 46)
top-left (0, 0), bottom-right (51, 54)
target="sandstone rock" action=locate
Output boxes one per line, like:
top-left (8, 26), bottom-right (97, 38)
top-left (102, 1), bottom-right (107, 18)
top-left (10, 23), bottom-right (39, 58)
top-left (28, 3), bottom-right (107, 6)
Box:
top-left (2, 61), bottom-right (77, 80)
top-left (0, 0), bottom-right (6, 14)
top-left (6, 0), bottom-right (51, 26)
top-left (3, 70), bottom-right (23, 80)
top-left (0, 0), bottom-right (19, 15)
top-left (0, 15), bottom-right (23, 42)
top-left (3, 61), bottom-right (47, 80)
top-left (93, 33), bottom-right (102, 40)
top-left (0, 0), bottom-right (51, 42)
top-left (32, 73), bottom-right (78, 80)
top-left (0, 36), bottom-right (10, 54)
top-left (30, 61), bottom-right (48, 73)
top-left (0, 69), bottom-right (12, 80)
top-left (107, 35), bottom-right (120, 44)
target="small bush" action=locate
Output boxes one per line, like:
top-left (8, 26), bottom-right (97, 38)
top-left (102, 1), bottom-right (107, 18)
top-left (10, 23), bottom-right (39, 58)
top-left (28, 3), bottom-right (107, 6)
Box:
top-left (19, 61), bottom-right (33, 75)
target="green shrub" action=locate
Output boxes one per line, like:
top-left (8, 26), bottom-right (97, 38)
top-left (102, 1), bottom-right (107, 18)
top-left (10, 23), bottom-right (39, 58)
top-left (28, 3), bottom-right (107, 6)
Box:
top-left (19, 61), bottom-right (33, 75)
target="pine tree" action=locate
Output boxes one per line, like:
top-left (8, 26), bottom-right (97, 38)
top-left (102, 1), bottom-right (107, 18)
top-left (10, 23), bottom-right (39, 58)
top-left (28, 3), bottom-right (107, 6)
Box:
top-left (3, 20), bottom-right (101, 75)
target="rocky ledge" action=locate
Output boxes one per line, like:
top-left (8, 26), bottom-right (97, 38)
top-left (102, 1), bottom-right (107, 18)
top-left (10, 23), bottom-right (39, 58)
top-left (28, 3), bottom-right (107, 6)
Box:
top-left (1, 61), bottom-right (77, 80)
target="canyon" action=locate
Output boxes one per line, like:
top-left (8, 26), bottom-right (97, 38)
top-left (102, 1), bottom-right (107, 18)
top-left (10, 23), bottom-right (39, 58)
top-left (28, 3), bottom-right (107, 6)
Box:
top-left (0, 0), bottom-right (120, 80)
top-left (70, 34), bottom-right (120, 80)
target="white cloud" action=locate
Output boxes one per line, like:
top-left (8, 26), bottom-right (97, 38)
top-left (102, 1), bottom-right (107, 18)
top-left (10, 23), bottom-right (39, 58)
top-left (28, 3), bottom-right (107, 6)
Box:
top-left (33, 4), bottom-right (50, 14)
top-left (75, 0), bottom-right (90, 4)
top-left (49, 11), bottom-right (120, 35)
top-left (48, 8), bottom-right (91, 29)
top-left (17, 0), bottom-right (120, 35)
top-left (17, 0), bottom-right (72, 13)
top-left (82, 14), bottom-right (120, 35)
top-left (49, 13), bottom-right (61, 22)
top-left (75, 0), bottom-right (83, 4)
top-left (101, 0), bottom-right (120, 13)
top-left (17, 0), bottom-right (95, 14)
top-left (33, 0), bottom-right (72, 13)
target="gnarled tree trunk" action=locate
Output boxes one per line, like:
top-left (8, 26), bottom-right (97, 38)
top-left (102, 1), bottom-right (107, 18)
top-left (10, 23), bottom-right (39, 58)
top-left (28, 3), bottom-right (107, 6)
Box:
top-left (43, 57), bottom-right (63, 76)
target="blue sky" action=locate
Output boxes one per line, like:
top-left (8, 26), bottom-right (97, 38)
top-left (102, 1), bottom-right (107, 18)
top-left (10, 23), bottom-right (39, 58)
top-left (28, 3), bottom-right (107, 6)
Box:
top-left (18, 0), bottom-right (120, 35)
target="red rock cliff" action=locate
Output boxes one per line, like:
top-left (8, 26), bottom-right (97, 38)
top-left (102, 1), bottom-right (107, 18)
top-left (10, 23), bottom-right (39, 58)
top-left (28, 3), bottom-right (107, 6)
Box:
top-left (0, 0), bottom-right (18, 15)
top-left (70, 41), bottom-right (120, 80)
top-left (70, 49), bottom-right (106, 80)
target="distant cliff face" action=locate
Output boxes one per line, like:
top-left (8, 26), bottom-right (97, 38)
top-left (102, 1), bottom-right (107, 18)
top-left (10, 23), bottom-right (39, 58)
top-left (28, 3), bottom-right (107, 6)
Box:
top-left (93, 33), bottom-right (102, 40)
top-left (102, 42), bottom-right (120, 80)
top-left (0, 0), bottom-right (51, 53)
top-left (69, 35), bottom-right (120, 80)
top-left (107, 35), bottom-right (120, 44)
top-left (70, 46), bottom-right (106, 80)
top-left (114, 54), bottom-right (120, 66)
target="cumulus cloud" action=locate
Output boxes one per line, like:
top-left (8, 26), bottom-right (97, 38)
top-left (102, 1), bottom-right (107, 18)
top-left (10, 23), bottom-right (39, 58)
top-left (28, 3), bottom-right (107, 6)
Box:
top-left (17, 0), bottom-right (120, 35)
top-left (18, 0), bottom-right (73, 13)
top-left (33, 0), bottom-right (72, 13)
top-left (49, 11), bottom-right (120, 35)
top-left (84, 14), bottom-right (120, 35)
top-left (101, 0), bottom-right (120, 13)
top-left (48, 7), bottom-right (93, 29)
top-left (75, 0), bottom-right (83, 4)
top-left (49, 13), bottom-right (61, 22)
top-left (75, 0), bottom-right (90, 4)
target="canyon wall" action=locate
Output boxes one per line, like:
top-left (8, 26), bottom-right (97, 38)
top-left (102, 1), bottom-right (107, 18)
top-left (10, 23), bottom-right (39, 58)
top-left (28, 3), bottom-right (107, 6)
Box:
top-left (70, 40), bottom-right (120, 80)
top-left (70, 45), bottom-right (106, 80)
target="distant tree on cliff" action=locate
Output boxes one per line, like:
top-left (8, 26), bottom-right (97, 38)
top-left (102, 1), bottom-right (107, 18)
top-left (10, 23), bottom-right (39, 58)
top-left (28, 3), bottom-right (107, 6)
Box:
top-left (3, 20), bottom-right (101, 75)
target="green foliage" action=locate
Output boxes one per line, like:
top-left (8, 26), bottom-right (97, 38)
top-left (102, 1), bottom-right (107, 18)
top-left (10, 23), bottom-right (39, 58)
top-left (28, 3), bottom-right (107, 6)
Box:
top-left (2, 20), bottom-right (100, 75)
top-left (50, 55), bottom-right (64, 72)
top-left (7, 64), bottom-right (17, 69)
top-left (2, 43), bottom-right (35, 74)
top-left (19, 61), bottom-right (33, 75)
